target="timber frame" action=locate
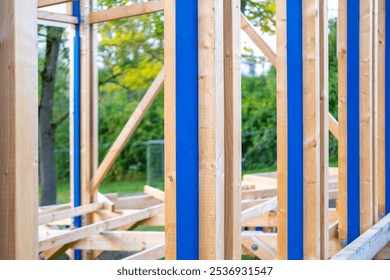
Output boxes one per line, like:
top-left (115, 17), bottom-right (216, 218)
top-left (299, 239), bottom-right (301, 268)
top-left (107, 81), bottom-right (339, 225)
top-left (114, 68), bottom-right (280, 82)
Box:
top-left (1, 0), bottom-right (390, 260)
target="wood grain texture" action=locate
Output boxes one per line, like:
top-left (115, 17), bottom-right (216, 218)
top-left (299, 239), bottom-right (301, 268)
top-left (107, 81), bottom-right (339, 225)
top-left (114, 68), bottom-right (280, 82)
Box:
top-left (303, 0), bottom-right (321, 259)
top-left (377, 0), bottom-right (386, 217)
top-left (276, 0), bottom-right (288, 260)
top-left (198, 0), bottom-right (225, 260)
top-left (89, 1), bottom-right (164, 24)
top-left (224, 0), bottom-right (241, 260)
top-left (38, 0), bottom-right (75, 8)
top-left (338, 0), bottom-right (348, 244)
top-left (319, 0), bottom-right (329, 260)
top-left (163, 0), bottom-right (176, 260)
top-left (360, 0), bottom-right (374, 233)
top-left (0, 0), bottom-right (38, 259)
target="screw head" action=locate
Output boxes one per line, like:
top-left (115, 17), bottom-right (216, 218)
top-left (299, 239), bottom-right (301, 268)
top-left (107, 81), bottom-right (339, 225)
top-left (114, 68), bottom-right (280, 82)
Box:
top-left (380, 212), bottom-right (386, 219)
top-left (40, 255), bottom-right (45, 260)
top-left (340, 240), bottom-right (348, 248)
top-left (251, 244), bottom-right (259, 251)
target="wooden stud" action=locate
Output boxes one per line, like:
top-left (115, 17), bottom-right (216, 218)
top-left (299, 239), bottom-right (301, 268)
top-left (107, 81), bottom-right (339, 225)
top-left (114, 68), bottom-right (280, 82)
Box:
top-left (338, 0), bottom-right (348, 244)
top-left (0, 0), bottom-right (38, 260)
top-left (164, 0), bottom-right (176, 261)
top-left (302, 0), bottom-right (321, 259)
top-left (198, 0), bottom-right (225, 260)
top-left (276, 0), bottom-right (288, 260)
top-left (360, 0), bottom-right (374, 233)
top-left (89, 0), bottom-right (164, 24)
top-left (319, 0), bottom-right (329, 260)
top-left (377, 0), bottom-right (386, 217)
top-left (224, 0), bottom-right (241, 260)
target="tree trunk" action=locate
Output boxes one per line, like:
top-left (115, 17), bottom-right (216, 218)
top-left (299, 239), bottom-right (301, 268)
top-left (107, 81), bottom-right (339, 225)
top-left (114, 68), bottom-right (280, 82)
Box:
top-left (39, 26), bottom-right (64, 206)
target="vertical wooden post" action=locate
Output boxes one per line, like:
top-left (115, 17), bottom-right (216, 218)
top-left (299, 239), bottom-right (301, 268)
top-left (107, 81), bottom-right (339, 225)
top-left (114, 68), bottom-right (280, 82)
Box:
top-left (0, 0), bottom-right (38, 260)
top-left (360, 0), bottom-right (374, 233)
top-left (319, 0), bottom-right (329, 260)
top-left (338, 0), bottom-right (348, 245)
top-left (80, 0), bottom-right (92, 208)
top-left (223, 0), bottom-right (241, 260)
top-left (276, 0), bottom-right (288, 260)
top-left (377, 0), bottom-right (386, 218)
top-left (198, 0), bottom-right (225, 260)
top-left (164, 0), bottom-right (177, 260)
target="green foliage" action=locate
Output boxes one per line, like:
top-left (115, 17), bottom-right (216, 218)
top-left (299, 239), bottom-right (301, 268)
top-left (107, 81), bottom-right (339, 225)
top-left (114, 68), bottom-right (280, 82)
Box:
top-left (242, 68), bottom-right (277, 171)
top-left (241, 0), bottom-right (276, 34)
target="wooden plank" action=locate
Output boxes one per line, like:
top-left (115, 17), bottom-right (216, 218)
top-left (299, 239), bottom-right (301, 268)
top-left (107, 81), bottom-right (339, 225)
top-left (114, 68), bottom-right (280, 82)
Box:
top-left (73, 231), bottom-right (164, 251)
top-left (164, 0), bottom-right (176, 260)
top-left (39, 203), bottom-right (71, 215)
top-left (198, 0), bottom-right (225, 260)
top-left (241, 197), bottom-right (277, 222)
top-left (275, 0), bottom-right (288, 260)
top-left (39, 204), bottom-right (164, 251)
top-left (90, 69), bottom-right (164, 193)
top-left (377, 0), bottom-right (386, 217)
top-left (0, 0), bottom-right (38, 260)
top-left (332, 213), bottom-right (390, 260)
top-left (123, 244), bottom-right (165, 260)
top-left (319, 0), bottom-right (329, 260)
top-left (144, 185), bottom-right (165, 201)
top-left (115, 195), bottom-right (161, 210)
top-left (372, 0), bottom-right (379, 224)
top-left (240, 13), bottom-right (276, 66)
top-left (97, 193), bottom-right (115, 212)
top-left (242, 211), bottom-right (277, 227)
top-left (224, 0), bottom-right (241, 260)
top-left (337, 0), bottom-right (348, 245)
top-left (360, 0), bottom-right (374, 233)
top-left (303, 0), bottom-right (321, 259)
top-left (39, 202), bottom-right (104, 225)
top-left (241, 235), bottom-right (276, 260)
top-left (38, 10), bottom-right (78, 24)
top-left (38, 0), bottom-right (75, 8)
top-left (328, 114), bottom-right (339, 140)
top-left (89, 0), bottom-right (164, 24)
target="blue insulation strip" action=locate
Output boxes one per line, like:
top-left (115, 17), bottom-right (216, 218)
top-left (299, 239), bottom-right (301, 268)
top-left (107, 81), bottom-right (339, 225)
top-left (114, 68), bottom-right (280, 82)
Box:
top-left (346, 0), bottom-right (360, 243)
top-left (385, 0), bottom-right (390, 215)
top-left (176, 0), bottom-right (199, 259)
top-left (72, 0), bottom-right (82, 260)
top-left (286, 0), bottom-right (304, 260)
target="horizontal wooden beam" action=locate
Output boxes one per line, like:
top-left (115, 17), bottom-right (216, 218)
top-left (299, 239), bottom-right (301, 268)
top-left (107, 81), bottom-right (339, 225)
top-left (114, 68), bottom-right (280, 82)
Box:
top-left (39, 204), bottom-right (164, 251)
top-left (90, 68), bottom-right (164, 193)
top-left (39, 202), bottom-right (104, 225)
top-left (38, 10), bottom-right (78, 24)
top-left (144, 185), bottom-right (165, 201)
top-left (38, 0), bottom-right (75, 8)
top-left (72, 231), bottom-right (164, 251)
top-left (241, 231), bottom-right (277, 260)
top-left (115, 195), bottom-right (161, 210)
top-left (332, 214), bottom-right (390, 260)
top-left (241, 197), bottom-right (277, 222)
top-left (39, 203), bottom-right (71, 215)
top-left (89, 0), bottom-right (164, 24)
top-left (122, 244), bottom-right (165, 260)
